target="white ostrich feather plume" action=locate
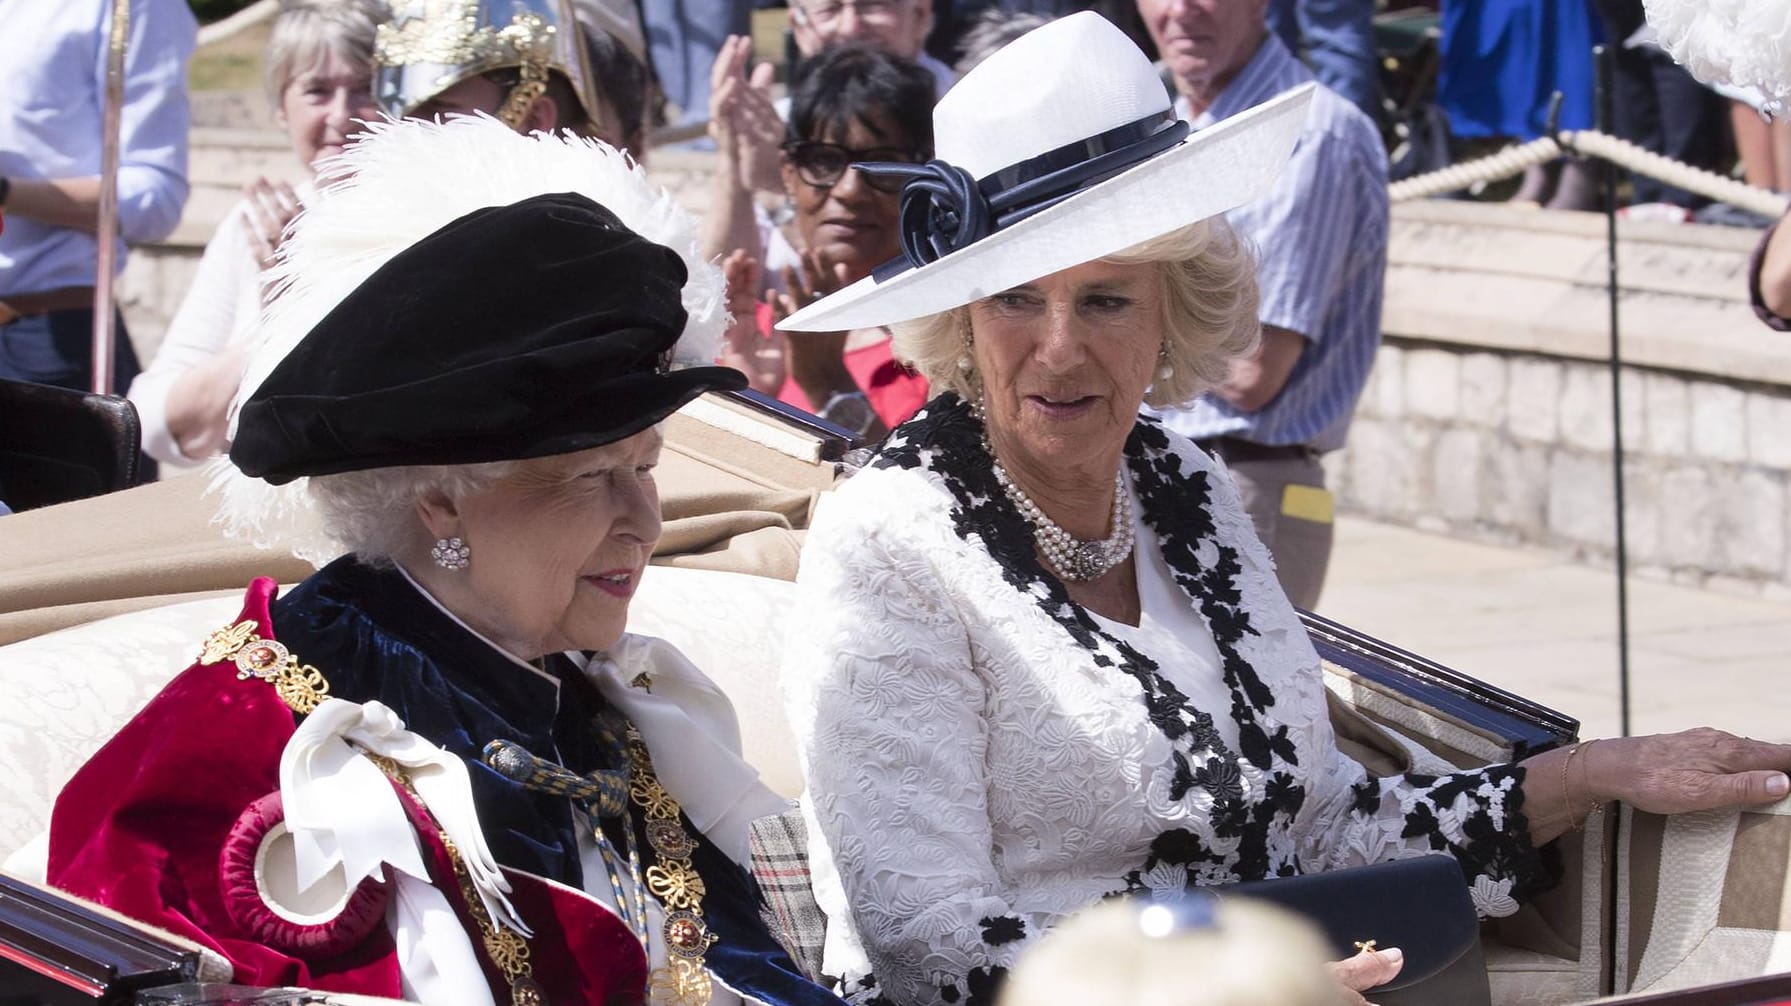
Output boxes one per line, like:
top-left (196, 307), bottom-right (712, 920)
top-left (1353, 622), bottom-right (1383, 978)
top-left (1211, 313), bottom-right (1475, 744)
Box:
top-left (1644, 0), bottom-right (1791, 116)
top-left (208, 115), bottom-right (726, 566)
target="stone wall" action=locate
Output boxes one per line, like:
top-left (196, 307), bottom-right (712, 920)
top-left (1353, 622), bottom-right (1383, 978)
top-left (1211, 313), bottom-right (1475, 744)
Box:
top-left (1332, 343), bottom-right (1791, 595)
top-left (1330, 200), bottom-right (1791, 596)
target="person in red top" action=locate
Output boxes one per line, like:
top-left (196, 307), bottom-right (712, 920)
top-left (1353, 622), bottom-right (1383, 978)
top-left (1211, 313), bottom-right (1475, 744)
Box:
top-left (717, 45), bottom-right (934, 439)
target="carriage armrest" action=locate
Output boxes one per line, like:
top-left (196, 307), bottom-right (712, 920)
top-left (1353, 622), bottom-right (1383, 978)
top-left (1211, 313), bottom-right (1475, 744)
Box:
top-left (0, 873), bottom-right (227, 1003)
top-left (1301, 609), bottom-right (1580, 766)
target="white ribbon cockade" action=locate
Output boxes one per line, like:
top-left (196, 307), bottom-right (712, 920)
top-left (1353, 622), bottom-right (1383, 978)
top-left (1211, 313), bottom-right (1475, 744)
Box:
top-left (279, 697), bottom-right (530, 937)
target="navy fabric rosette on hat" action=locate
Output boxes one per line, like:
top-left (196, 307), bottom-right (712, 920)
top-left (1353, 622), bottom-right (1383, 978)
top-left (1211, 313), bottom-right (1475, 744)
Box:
top-left (230, 192), bottom-right (745, 484)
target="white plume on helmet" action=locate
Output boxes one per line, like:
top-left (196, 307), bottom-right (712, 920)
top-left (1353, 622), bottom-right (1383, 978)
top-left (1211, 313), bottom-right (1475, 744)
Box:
top-left (210, 115), bottom-right (726, 566)
top-left (1644, 0), bottom-right (1791, 115)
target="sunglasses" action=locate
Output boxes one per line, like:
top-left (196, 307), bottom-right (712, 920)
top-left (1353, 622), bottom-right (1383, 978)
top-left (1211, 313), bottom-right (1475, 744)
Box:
top-left (784, 140), bottom-right (927, 193)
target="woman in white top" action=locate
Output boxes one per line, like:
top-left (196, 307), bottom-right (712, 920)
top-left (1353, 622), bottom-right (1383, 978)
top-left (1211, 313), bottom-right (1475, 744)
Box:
top-left (777, 14), bottom-right (1791, 1006)
top-left (128, 0), bottom-right (384, 465)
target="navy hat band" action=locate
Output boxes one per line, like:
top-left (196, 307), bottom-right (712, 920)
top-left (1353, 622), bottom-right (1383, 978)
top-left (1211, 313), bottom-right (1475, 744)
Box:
top-left (858, 109), bottom-right (1191, 281)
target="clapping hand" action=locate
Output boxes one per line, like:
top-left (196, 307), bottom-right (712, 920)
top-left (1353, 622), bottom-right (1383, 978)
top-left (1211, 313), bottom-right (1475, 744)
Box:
top-left (241, 177), bottom-right (301, 273)
top-left (772, 248), bottom-right (853, 387)
top-left (717, 249), bottom-right (787, 393)
top-left (771, 247), bottom-right (851, 322)
top-left (708, 35), bottom-right (783, 196)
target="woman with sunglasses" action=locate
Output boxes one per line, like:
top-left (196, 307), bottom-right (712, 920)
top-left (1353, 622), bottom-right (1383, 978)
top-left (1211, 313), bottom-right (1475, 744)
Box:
top-left (716, 45), bottom-right (935, 439)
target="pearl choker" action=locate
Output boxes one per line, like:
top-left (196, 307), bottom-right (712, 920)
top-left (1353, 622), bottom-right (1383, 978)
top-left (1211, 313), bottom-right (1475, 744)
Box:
top-left (984, 434), bottom-right (1135, 582)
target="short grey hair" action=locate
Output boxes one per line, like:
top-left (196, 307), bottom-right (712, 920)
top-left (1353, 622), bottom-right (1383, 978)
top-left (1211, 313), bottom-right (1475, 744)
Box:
top-left (263, 0), bottom-right (390, 109)
top-left (954, 10), bottom-right (1051, 76)
top-left (308, 461), bottom-right (514, 567)
top-left (889, 217), bottom-right (1261, 410)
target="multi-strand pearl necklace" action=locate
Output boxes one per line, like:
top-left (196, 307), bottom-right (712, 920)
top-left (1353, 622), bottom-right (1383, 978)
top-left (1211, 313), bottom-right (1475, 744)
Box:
top-left (984, 434), bottom-right (1135, 582)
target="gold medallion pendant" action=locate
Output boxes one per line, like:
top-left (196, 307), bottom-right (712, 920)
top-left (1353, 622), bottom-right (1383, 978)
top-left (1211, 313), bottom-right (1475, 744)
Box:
top-left (198, 619), bottom-right (331, 714)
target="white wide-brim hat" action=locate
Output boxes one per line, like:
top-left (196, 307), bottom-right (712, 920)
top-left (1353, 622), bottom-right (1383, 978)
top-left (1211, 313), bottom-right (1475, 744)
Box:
top-left (776, 11), bottom-right (1312, 333)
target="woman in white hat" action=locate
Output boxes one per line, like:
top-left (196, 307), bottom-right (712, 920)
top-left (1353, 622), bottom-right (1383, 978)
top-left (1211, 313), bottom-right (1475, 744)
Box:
top-left (778, 13), bottom-right (1791, 1005)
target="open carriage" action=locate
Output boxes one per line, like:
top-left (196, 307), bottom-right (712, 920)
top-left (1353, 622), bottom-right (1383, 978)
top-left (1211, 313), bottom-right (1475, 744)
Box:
top-left (1, 391), bottom-right (1789, 1006)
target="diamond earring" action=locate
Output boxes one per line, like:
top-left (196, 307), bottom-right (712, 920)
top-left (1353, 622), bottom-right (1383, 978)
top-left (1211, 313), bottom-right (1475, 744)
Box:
top-left (431, 536), bottom-right (470, 570)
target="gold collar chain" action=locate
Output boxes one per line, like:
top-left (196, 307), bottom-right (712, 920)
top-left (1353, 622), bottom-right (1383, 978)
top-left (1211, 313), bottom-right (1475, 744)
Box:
top-left (200, 619), bottom-right (331, 714)
top-left (625, 724), bottom-right (719, 1006)
top-left (199, 620), bottom-right (717, 1005)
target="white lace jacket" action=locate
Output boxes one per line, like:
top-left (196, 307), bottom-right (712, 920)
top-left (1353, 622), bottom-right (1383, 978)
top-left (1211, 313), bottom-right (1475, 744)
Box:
top-left (780, 397), bottom-right (1548, 1006)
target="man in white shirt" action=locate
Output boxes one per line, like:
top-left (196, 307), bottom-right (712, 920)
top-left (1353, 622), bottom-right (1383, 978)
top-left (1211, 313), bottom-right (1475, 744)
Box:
top-left (0, 0), bottom-right (196, 396)
top-left (1139, 0), bottom-right (1388, 609)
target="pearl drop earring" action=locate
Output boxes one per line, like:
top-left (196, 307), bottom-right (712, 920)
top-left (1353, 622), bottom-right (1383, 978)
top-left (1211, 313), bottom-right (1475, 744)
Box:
top-left (1156, 346), bottom-right (1173, 383)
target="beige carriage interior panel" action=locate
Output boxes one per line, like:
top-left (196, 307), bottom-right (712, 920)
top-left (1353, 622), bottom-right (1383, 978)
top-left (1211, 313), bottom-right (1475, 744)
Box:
top-left (1609, 798), bottom-right (1791, 997)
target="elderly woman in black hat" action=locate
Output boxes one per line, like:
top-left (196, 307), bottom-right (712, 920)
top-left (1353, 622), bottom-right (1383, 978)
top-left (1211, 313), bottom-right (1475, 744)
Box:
top-left (46, 117), bottom-right (841, 1006)
top-left (778, 14), bottom-right (1791, 1006)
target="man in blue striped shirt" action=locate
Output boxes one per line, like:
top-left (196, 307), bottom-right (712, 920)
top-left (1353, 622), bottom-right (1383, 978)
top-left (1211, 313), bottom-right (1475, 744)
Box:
top-left (1139, 0), bottom-right (1389, 609)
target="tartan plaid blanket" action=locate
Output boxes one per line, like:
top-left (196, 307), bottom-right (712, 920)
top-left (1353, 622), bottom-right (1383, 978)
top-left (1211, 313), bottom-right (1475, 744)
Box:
top-left (750, 808), bottom-right (828, 982)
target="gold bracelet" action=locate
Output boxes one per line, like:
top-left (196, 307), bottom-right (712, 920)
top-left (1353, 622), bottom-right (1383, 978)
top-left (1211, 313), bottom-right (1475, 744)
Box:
top-left (1562, 739), bottom-right (1600, 832)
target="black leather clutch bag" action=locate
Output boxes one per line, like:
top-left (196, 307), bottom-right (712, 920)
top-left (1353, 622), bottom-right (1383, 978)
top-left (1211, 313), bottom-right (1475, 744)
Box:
top-left (1227, 855), bottom-right (1490, 1006)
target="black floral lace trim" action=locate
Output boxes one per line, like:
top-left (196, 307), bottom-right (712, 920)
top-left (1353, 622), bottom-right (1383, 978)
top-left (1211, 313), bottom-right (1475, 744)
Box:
top-left (1356, 762), bottom-right (1558, 907)
top-left (978, 915), bottom-right (1026, 946)
top-left (860, 392), bottom-right (1556, 992)
top-left (938, 965), bottom-right (1005, 1006)
top-left (872, 394), bottom-right (1306, 883)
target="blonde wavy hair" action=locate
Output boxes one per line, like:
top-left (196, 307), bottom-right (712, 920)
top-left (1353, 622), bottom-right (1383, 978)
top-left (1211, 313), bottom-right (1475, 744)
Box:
top-left (890, 217), bottom-right (1260, 410)
top-left (999, 896), bottom-right (1350, 1006)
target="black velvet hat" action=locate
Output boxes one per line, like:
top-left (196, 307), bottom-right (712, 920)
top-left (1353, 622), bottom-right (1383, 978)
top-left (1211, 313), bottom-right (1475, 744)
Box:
top-left (230, 192), bottom-right (745, 484)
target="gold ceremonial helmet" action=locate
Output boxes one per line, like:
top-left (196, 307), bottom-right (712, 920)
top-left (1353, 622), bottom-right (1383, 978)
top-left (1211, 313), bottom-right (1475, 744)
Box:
top-left (375, 0), bottom-right (603, 134)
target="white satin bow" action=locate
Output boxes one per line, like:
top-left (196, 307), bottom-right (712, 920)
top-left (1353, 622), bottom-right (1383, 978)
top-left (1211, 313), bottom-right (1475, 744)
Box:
top-left (279, 697), bottom-right (531, 937)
